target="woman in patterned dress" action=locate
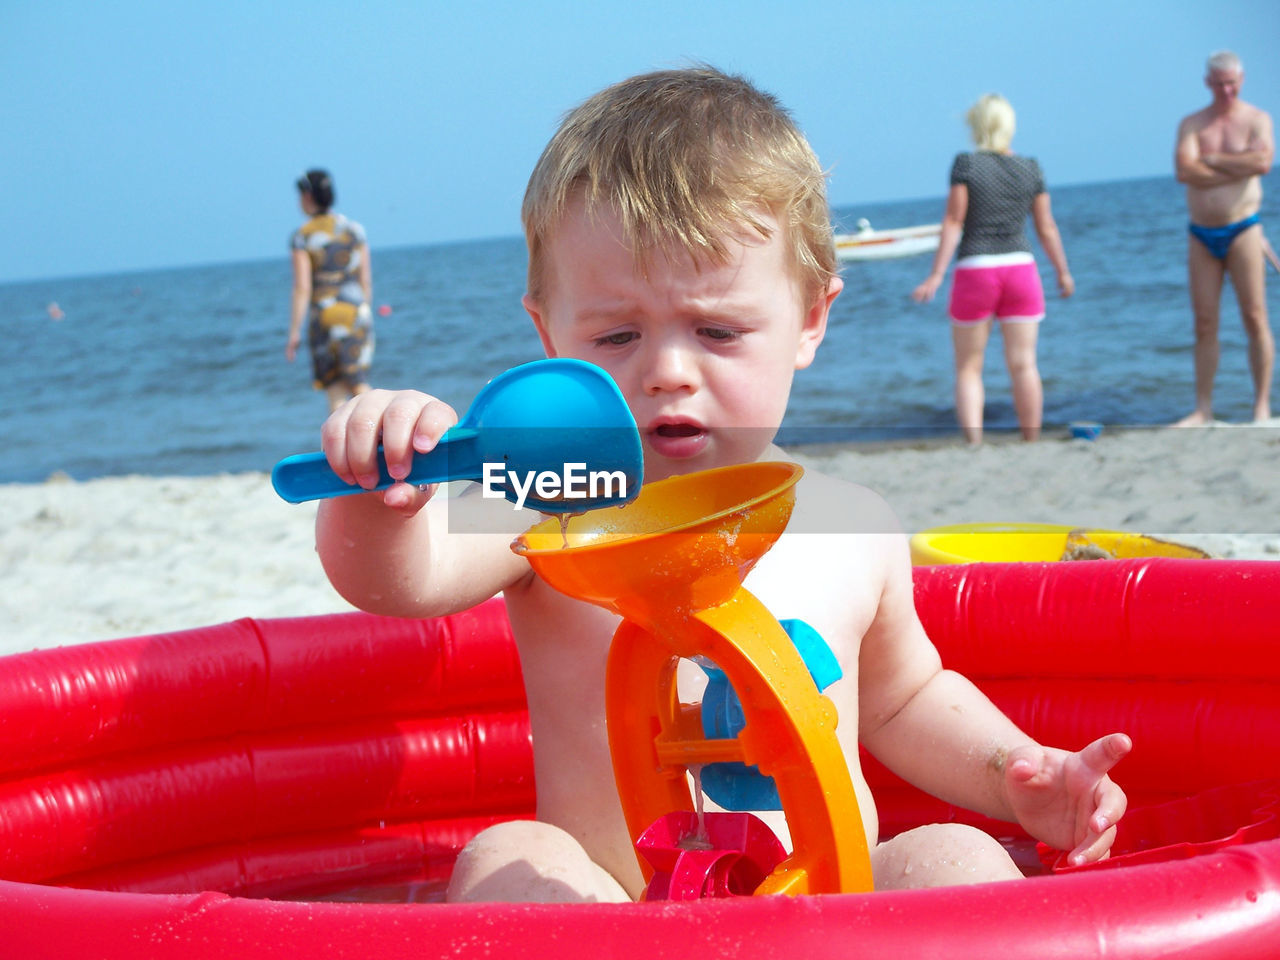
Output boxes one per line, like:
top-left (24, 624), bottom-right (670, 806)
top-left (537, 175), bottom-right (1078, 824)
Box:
top-left (287, 169), bottom-right (376, 412)
top-left (912, 95), bottom-right (1073, 445)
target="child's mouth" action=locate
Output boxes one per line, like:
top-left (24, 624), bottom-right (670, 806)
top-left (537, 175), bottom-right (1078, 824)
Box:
top-left (646, 420), bottom-right (708, 459)
top-left (654, 423), bottom-right (702, 439)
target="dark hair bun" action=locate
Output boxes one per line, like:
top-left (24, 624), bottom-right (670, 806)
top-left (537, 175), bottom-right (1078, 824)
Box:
top-left (296, 169), bottom-right (335, 211)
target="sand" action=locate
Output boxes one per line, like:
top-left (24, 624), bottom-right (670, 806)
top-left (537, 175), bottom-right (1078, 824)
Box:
top-left (797, 422), bottom-right (1280, 549)
top-left (3, 423), bottom-right (1277, 656)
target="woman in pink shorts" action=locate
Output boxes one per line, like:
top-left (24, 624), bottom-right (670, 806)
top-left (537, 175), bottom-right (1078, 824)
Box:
top-left (912, 94), bottom-right (1074, 444)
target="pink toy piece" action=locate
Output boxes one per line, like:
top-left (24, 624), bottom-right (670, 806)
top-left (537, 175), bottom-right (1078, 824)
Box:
top-left (636, 811), bottom-right (787, 900)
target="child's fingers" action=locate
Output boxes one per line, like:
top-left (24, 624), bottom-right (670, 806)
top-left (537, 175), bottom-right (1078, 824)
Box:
top-left (1089, 778), bottom-right (1129, 836)
top-left (412, 399), bottom-right (459, 454)
top-left (1004, 744), bottom-right (1046, 785)
top-left (319, 397), bottom-right (362, 485)
top-left (319, 390), bottom-right (456, 490)
top-left (379, 400), bottom-right (417, 481)
top-left (339, 393), bottom-right (396, 489)
top-left (380, 394), bottom-right (446, 481)
top-left (382, 481), bottom-right (437, 516)
top-left (1079, 733), bottom-right (1133, 776)
top-left (1067, 822), bottom-right (1118, 866)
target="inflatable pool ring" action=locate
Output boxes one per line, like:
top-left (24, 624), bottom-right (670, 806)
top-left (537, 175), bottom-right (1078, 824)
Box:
top-left (909, 521), bottom-right (1212, 565)
top-left (3, 559), bottom-right (1280, 957)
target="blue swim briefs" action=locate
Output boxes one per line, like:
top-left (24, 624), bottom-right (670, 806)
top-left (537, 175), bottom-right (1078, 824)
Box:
top-left (1188, 214), bottom-right (1261, 260)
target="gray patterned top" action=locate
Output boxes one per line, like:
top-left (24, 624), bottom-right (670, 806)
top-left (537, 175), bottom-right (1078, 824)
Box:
top-left (950, 152), bottom-right (1046, 259)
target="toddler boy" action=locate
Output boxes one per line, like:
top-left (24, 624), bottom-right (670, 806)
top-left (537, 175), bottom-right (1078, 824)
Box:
top-left (314, 67), bottom-right (1130, 902)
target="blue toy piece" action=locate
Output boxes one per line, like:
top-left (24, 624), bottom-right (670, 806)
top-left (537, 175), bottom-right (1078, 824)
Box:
top-left (699, 618), bottom-right (843, 810)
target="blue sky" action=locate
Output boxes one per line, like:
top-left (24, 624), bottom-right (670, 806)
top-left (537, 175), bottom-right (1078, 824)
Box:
top-left (5, 0), bottom-right (1279, 284)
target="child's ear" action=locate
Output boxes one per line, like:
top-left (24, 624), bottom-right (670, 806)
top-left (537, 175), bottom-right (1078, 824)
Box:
top-left (795, 275), bottom-right (842, 370)
top-left (523, 293), bottom-right (559, 358)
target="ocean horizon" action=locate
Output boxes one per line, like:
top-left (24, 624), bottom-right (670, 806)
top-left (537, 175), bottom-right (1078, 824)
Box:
top-left (3, 171), bottom-right (1278, 484)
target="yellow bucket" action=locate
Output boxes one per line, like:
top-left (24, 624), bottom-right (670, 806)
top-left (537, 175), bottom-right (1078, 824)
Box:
top-left (909, 522), bottom-right (1212, 565)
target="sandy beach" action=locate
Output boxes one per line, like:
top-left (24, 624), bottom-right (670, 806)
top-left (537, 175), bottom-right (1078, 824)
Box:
top-left (3, 423), bottom-right (1277, 657)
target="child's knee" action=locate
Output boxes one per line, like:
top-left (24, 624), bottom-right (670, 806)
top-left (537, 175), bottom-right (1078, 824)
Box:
top-left (872, 823), bottom-right (1022, 890)
top-left (446, 820), bottom-right (631, 904)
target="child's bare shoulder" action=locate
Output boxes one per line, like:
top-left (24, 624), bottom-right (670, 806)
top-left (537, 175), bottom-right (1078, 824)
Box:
top-left (744, 461), bottom-right (908, 614)
top-left (790, 459), bottom-right (905, 539)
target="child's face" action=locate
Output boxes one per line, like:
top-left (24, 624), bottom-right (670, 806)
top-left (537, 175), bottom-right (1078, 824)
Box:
top-left (525, 197), bottom-right (840, 481)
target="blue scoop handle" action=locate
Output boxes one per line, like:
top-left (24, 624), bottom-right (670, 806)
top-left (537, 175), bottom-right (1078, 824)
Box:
top-left (270, 358), bottom-right (643, 510)
top-left (271, 428), bottom-right (481, 504)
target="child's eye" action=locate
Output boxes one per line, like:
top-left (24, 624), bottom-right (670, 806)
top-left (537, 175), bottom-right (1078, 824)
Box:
top-left (594, 331), bottom-right (637, 347)
top-left (700, 326), bottom-right (741, 342)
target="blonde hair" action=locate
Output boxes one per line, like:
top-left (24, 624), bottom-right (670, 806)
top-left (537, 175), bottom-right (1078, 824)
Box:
top-left (966, 94), bottom-right (1016, 153)
top-left (522, 66), bottom-right (836, 307)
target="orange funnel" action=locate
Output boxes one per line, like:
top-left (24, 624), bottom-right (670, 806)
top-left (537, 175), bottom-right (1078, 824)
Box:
top-left (514, 462), bottom-right (801, 626)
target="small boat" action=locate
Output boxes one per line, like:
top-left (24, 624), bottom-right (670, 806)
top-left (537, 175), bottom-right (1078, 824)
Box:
top-left (834, 219), bottom-right (941, 262)
top-left (3, 559), bottom-right (1280, 957)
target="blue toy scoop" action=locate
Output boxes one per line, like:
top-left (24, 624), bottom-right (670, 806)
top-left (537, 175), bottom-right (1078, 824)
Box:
top-left (271, 358), bottom-right (643, 512)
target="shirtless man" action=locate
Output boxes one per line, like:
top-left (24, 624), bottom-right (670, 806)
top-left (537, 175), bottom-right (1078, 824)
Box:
top-left (1174, 50), bottom-right (1275, 425)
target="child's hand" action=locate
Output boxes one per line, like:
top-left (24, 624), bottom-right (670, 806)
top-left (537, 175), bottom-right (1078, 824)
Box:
top-left (1003, 732), bottom-right (1132, 866)
top-left (320, 389), bottom-right (459, 516)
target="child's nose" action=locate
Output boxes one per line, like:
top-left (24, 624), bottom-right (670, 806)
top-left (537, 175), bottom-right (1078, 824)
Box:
top-left (642, 340), bottom-right (698, 395)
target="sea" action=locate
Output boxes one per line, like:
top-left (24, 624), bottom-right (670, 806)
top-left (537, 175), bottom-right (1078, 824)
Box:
top-left (3, 172), bottom-right (1279, 484)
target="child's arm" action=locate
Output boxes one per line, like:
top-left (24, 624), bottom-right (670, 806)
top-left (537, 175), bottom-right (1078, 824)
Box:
top-left (315, 389), bottom-right (533, 618)
top-left (857, 531), bottom-right (1130, 864)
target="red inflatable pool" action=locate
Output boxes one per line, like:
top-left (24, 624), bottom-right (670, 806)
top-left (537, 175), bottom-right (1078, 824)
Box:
top-left (3, 559), bottom-right (1280, 957)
